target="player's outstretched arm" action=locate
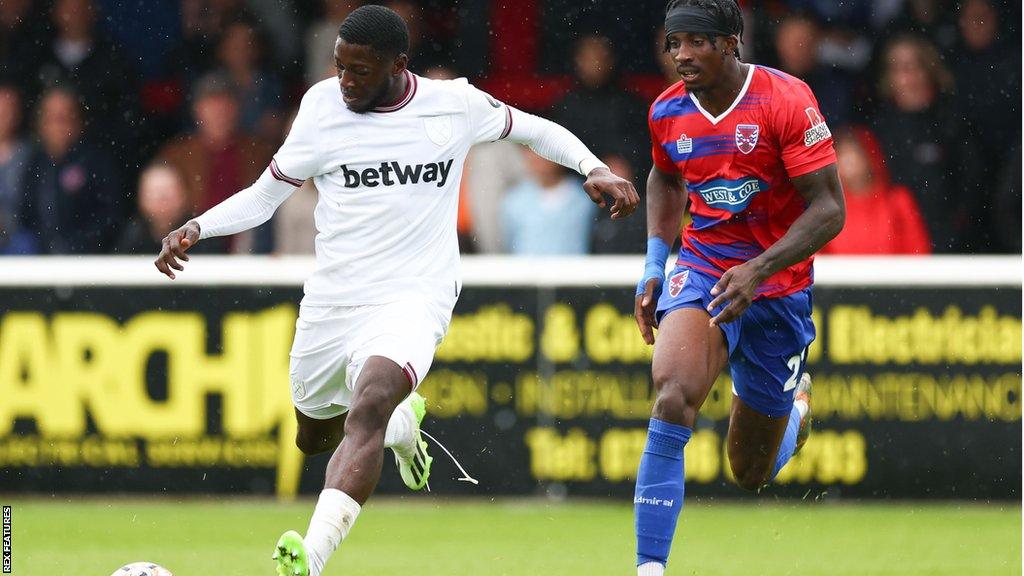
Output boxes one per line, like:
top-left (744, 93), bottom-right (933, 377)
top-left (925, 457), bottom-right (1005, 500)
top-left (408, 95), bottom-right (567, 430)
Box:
top-left (506, 109), bottom-right (639, 218)
top-left (152, 169), bottom-right (297, 279)
top-left (634, 166), bottom-right (687, 344)
top-left (707, 163), bottom-right (845, 326)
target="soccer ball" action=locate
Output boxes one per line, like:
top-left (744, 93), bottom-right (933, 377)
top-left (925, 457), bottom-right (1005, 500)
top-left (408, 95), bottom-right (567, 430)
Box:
top-left (110, 562), bottom-right (173, 576)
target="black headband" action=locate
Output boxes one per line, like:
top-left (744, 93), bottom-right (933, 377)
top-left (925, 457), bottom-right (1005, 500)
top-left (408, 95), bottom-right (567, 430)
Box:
top-left (664, 6), bottom-right (736, 40)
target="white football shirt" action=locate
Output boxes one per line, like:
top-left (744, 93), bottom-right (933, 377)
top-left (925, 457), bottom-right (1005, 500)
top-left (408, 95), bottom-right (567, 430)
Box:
top-left (272, 72), bottom-right (519, 306)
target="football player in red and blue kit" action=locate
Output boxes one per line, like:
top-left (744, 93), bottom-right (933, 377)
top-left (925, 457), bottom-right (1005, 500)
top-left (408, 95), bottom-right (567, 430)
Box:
top-left (631, 1), bottom-right (845, 575)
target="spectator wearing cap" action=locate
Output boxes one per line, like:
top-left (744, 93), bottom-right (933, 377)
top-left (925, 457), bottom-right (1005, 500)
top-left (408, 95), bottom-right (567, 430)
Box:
top-left (0, 85), bottom-right (33, 253)
top-left (871, 34), bottom-right (983, 253)
top-left (19, 87), bottom-right (124, 254)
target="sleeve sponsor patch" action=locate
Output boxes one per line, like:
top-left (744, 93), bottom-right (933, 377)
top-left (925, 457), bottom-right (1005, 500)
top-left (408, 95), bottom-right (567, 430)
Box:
top-left (803, 106), bottom-right (832, 147)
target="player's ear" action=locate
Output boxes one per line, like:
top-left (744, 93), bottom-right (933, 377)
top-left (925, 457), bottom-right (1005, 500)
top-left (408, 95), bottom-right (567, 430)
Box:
top-left (392, 53), bottom-right (409, 76)
top-left (723, 35), bottom-right (739, 56)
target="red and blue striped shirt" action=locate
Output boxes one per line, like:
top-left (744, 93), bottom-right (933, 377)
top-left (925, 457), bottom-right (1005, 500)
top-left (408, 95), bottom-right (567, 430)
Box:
top-left (648, 65), bottom-right (837, 298)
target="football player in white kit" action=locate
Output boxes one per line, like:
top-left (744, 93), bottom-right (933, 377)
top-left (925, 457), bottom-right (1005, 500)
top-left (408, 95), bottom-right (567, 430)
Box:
top-left (154, 6), bottom-right (638, 576)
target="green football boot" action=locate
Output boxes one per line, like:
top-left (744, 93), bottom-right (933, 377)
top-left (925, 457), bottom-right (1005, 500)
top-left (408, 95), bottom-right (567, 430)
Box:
top-left (392, 391), bottom-right (433, 490)
top-left (272, 530), bottom-right (310, 576)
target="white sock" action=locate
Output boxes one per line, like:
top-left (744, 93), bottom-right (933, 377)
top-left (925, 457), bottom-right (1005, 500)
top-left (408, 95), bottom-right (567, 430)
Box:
top-left (638, 561), bottom-right (665, 576)
top-left (384, 397), bottom-right (415, 449)
top-left (303, 489), bottom-right (361, 576)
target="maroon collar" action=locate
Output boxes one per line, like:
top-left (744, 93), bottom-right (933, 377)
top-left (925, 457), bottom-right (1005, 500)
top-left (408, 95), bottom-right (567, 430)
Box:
top-left (372, 70), bottom-right (417, 113)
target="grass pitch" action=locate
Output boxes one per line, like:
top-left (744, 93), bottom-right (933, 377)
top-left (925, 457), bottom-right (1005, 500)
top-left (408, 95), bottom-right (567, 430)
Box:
top-left (8, 498), bottom-right (1020, 575)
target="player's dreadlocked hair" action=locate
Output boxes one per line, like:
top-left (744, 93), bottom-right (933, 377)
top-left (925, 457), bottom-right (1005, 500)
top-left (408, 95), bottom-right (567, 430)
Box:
top-left (664, 0), bottom-right (744, 57)
top-left (338, 5), bottom-right (410, 57)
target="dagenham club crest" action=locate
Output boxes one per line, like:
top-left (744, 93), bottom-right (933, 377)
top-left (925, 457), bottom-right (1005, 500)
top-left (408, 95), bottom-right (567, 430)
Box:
top-left (735, 123), bottom-right (759, 154)
top-left (668, 270), bottom-right (690, 298)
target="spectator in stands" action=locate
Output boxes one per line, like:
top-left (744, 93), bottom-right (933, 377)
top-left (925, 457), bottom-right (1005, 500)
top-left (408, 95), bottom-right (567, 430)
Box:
top-left (33, 0), bottom-right (139, 159)
top-left (385, 0), bottom-right (447, 70)
top-left (273, 109), bottom-right (317, 256)
top-left (116, 163), bottom-right (215, 255)
top-left (993, 141), bottom-right (1021, 253)
top-left (165, 0), bottom-right (229, 94)
top-left (954, 0), bottom-right (1021, 253)
top-left (880, 0), bottom-right (960, 55)
top-left (306, 0), bottom-right (363, 85)
top-left (0, 0), bottom-right (49, 89)
top-left (19, 87), bottom-right (124, 254)
top-left (0, 85), bottom-right (33, 254)
top-left (773, 13), bottom-right (854, 128)
top-left (589, 153), bottom-right (645, 254)
top-left (228, 0), bottom-right (302, 71)
top-left (872, 34), bottom-right (982, 253)
top-left (465, 139), bottom-right (525, 254)
top-left (214, 19), bottom-right (285, 142)
top-left (501, 150), bottom-right (596, 256)
top-left (157, 73), bottom-right (273, 253)
top-left (551, 34), bottom-right (647, 173)
top-left (954, 0), bottom-right (1020, 182)
top-left (653, 26), bottom-right (679, 87)
top-left (551, 33), bottom-right (647, 254)
top-left (823, 126), bottom-right (931, 255)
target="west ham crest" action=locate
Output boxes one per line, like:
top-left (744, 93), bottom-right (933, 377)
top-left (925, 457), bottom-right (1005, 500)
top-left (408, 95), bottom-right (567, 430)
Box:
top-left (668, 270), bottom-right (690, 298)
top-left (424, 115), bottom-right (454, 146)
top-left (735, 123), bottom-right (760, 154)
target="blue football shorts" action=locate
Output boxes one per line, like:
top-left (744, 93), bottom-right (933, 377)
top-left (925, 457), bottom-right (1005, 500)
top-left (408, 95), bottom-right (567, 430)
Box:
top-left (655, 265), bottom-right (816, 418)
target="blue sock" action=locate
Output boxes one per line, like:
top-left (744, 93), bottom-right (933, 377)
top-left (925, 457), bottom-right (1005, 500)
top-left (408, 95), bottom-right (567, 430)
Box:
top-left (635, 418), bottom-right (691, 567)
top-left (770, 404), bottom-right (803, 480)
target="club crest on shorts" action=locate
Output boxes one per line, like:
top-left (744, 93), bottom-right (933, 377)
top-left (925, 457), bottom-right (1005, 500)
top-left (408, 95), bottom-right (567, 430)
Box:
top-left (668, 270), bottom-right (689, 297)
top-left (735, 123), bottom-right (759, 154)
top-left (290, 378), bottom-right (306, 399)
top-left (424, 115), bottom-right (453, 146)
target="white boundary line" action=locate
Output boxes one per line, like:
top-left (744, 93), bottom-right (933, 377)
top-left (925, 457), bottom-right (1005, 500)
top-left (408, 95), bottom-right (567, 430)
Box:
top-left (0, 255), bottom-right (1018, 287)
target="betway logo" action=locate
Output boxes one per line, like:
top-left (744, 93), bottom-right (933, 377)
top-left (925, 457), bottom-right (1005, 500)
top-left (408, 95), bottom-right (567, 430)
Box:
top-left (634, 496), bottom-right (675, 507)
top-left (341, 159), bottom-right (454, 188)
top-left (690, 177), bottom-right (767, 213)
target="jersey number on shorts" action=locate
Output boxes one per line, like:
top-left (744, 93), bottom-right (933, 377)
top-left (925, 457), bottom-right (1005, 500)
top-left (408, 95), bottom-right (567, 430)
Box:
top-left (783, 348), bottom-right (808, 392)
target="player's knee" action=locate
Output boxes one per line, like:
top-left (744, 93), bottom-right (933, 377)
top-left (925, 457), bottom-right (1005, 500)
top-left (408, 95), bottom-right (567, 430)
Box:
top-left (344, 390), bottom-right (393, 437)
top-left (294, 429), bottom-right (339, 455)
top-left (730, 459), bottom-right (771, 492)
top-left (651, 373), bottom-right (702, 426)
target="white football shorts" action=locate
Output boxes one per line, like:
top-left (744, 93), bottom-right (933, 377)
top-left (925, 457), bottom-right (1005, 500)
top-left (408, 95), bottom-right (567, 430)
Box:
top-left (288, 296), bottom-right (454, 419)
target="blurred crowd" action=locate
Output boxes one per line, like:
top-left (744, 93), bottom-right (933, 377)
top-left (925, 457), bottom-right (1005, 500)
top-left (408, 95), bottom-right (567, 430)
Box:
top-left (0, 0), bottom-right (1019, 257)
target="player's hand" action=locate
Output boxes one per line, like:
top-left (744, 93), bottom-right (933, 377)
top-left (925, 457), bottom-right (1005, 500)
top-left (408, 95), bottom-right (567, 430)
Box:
top-left (634, 277), bottom-right (661, 345)
top-left (707, 260), bottom-right (768, 327)
top-left (583, 167), bottom-right (639, 219)
top-left (154, 220), bottom-right (201, 280)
